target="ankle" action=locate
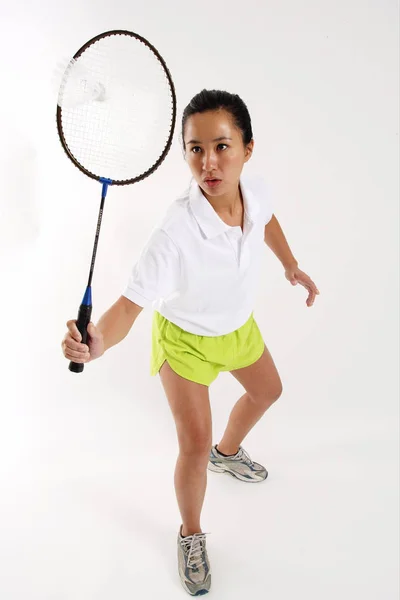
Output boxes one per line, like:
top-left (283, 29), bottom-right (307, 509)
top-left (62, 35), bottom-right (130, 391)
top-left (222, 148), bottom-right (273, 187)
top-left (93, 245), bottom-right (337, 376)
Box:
top-left (216, 443), bottom-right (239, 456)
top-left (181, 524), bottom-right (202, 537)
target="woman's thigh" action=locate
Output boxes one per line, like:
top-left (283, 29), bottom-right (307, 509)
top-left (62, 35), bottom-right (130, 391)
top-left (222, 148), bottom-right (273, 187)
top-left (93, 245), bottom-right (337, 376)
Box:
top-left (159, 361), bottom-right (212, 453)
top-left (230, 345), bottom-right (283, 403)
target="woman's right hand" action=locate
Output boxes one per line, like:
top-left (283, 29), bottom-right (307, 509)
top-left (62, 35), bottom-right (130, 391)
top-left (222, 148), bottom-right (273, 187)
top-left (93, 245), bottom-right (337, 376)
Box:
top-left (61, 320), bottom-right (105, 364)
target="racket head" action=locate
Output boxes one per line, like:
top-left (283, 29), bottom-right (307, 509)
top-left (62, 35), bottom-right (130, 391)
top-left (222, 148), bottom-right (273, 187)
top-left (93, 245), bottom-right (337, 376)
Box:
top-left (56, 29), bottom-right (177, 185)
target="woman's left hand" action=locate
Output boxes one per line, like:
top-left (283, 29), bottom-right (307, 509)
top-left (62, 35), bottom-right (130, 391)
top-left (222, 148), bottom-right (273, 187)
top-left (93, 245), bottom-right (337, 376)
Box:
top-left (285, 265), bottom-right (320, 307)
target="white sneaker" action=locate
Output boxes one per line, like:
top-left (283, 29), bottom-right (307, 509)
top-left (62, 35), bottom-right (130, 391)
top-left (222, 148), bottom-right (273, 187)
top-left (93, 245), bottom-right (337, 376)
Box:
top-left (208, 445), bottom-right (268, 482)
top-left (177, 525), bottom-right (211, 596)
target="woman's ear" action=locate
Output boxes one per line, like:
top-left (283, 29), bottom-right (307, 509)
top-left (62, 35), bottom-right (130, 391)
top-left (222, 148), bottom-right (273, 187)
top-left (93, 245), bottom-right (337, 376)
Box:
top-left (244, 139), bottom-right (254, 162)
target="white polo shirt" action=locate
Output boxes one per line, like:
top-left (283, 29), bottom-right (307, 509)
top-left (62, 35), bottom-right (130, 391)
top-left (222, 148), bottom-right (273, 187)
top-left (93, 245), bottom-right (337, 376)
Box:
top-left (123, 174), bottom-right (274, 336)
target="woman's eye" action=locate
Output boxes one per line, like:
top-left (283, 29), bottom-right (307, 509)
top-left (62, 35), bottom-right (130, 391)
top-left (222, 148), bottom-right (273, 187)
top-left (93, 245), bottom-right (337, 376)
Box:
top-left (190, 144), bottom-right (227, 154)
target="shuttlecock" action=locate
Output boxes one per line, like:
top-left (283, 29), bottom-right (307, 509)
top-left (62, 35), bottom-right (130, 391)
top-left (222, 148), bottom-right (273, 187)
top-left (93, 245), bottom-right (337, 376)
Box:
top-left (55, 57), bottom-right (106, 109)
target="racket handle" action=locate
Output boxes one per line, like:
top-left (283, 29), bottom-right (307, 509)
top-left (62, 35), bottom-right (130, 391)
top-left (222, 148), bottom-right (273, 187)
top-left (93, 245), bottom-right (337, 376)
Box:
top-left (69, 303), bottom-right (92, 373)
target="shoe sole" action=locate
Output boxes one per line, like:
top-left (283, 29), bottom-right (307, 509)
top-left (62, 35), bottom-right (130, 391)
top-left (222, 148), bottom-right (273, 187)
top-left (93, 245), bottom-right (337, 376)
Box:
top-left (208, 461), bottom-right (267, 482)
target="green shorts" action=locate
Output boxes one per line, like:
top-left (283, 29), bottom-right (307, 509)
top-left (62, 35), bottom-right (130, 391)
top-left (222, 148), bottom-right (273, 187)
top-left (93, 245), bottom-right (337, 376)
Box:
top-left (150, 311), bottom-right (265, 386)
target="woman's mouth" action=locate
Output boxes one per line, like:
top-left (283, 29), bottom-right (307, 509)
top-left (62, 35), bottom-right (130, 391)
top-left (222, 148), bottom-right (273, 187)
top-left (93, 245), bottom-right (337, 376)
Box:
top-left (204, 179), bottom-right (222, 189)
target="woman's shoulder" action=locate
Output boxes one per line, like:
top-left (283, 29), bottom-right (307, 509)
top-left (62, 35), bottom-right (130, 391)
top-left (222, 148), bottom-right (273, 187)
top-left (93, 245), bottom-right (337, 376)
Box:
top-left (156, 184), bottom-right (192, 234)
top-left (241, 172), bottom-right (274, 223)
top-left (241, 172), bottom-right (270, 195)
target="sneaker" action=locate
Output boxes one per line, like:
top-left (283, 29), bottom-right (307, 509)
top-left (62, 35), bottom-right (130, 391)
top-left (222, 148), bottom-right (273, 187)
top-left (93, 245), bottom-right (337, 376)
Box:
top-left (177, 525), bottom-right (211, 596)
top-left (208, 445), bottom-right (268, 482)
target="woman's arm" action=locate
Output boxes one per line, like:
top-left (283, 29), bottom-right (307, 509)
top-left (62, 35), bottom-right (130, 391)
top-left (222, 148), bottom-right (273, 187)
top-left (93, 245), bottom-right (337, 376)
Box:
top-left (264, 215), bottom-right (320, 307)
top-left (62, 295), bottom-right (143, 364)
top-left (97, 295), bottom-right (143, 352)
top-left (264, 215), bottom-right (298, 270)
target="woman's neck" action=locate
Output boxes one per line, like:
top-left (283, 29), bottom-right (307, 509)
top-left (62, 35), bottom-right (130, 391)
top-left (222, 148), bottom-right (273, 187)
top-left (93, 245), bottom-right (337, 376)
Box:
top-left (204, 187), bottom-right (243, 219)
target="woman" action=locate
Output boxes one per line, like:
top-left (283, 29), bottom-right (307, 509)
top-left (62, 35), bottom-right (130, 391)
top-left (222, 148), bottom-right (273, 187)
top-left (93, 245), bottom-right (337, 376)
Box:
top-left (62, 89), bottom-right (319, 596)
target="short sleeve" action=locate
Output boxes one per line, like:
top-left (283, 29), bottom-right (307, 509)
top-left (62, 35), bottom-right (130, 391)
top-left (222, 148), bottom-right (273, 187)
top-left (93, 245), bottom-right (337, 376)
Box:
top-left (244, 173), bottom-right (274, 225)
top-left (264, 191), bottom-right (274, 224)
top-left (123, 228), bottom-right (181, 308)
top-left (260, 178), bottom-right (274, 225)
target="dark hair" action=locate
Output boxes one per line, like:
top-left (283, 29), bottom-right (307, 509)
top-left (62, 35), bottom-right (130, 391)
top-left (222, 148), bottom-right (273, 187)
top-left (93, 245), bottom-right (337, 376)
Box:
top-left (181, 89), bottom-right (253, 149)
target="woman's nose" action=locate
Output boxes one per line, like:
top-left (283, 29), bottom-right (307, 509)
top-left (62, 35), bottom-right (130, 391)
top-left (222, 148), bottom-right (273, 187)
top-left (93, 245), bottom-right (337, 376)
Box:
top-left (202, 151), bottom-right (217, 171)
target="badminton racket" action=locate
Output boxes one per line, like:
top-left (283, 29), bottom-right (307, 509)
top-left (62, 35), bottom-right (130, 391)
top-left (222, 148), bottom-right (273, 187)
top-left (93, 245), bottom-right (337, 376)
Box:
top-left (56, 29), bottom-right (176, 372)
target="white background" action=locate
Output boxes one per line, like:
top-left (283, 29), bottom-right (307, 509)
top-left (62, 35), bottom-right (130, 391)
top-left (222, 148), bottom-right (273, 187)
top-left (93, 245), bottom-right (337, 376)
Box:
top-left (0, 1), bottom-right (398, 599)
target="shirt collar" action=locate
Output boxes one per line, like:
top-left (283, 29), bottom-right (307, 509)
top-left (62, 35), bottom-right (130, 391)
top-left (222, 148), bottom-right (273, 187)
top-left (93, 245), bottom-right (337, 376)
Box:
top-left (189, 175), bottom-right (260, 240)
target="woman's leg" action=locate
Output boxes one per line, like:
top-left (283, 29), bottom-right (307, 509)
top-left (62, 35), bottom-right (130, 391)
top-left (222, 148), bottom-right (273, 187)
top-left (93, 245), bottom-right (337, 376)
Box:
top-left (159, 361), bottom-right (212, 537)
top-left (217, 346), bottom-right (283, 455)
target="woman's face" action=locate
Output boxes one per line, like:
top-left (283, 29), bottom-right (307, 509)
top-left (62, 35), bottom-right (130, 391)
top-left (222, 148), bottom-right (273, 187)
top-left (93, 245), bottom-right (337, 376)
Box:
top-left (183, 109), bottom-right (253, 198)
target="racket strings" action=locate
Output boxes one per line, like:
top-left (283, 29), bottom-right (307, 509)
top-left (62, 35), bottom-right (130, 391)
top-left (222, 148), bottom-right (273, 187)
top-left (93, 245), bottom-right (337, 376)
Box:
top-left (58, 33), bottom-right (174, 182)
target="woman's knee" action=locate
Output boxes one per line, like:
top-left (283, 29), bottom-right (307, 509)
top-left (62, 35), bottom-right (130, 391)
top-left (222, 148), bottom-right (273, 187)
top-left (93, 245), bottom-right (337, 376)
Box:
top-left (178, 427), bottom-right (212, 457)
top-left (272, 379), bottom-right (283, 402)
top-left (251, 380), bottom-right (283, 407)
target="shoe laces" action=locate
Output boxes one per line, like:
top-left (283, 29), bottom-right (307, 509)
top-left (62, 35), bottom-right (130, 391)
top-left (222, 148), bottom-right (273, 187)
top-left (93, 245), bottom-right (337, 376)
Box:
top-left (180, 532), bottom-right (210, 570)
top-left (233, 447), bottom-right (254, 467)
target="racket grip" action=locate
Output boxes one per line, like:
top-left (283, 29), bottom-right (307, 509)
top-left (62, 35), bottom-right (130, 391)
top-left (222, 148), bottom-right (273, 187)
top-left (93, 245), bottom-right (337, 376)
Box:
top-left (69, 303), bottom-right (92, 373)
